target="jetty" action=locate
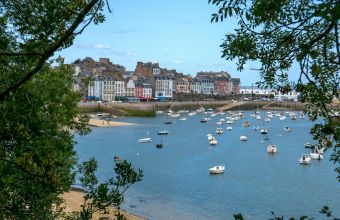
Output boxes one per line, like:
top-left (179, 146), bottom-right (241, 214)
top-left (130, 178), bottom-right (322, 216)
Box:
top-left (216, 101), bottom-right (246, 111)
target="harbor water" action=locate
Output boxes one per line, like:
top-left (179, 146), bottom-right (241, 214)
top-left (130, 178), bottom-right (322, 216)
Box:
top-left (75, 111), bottom-right (340, 220)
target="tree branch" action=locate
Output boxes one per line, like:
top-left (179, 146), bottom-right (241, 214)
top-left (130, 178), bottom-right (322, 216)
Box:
top-left (0, 0), bottom-right (102, 102)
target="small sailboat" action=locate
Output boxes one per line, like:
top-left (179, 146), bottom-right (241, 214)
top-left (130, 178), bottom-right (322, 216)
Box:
top-left (283, 126), bottom-right (292, 132)
top-left (113, 155), bottom-right (121, 161)
top-left (158, 130), bottom-right (169, 135)
top-left (138, 132), bottom-right (152, 143)
top-left (215, 128), bottom-right (223, 134)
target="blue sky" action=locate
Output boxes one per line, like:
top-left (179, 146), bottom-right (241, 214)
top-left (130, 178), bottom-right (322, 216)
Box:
top-left (58, 0), bottom-right (263, 85)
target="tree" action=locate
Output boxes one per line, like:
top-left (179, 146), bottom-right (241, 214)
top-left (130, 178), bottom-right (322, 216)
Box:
top-left (0, 1), bottom-right (143, 219)
top-left (209, 0), bottom-right (339, 219)
top-left (209, 0), bottom-right (339, 174)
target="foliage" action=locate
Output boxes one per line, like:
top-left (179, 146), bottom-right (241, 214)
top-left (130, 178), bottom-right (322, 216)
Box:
top-left (209, 0), bottom-right (339, 175)
top-left (0, 63), bottom-right (89, 219)
top-left (1, 1), bottom-right (143, 220)
top-left (68, 159), bottom-right (143, 220)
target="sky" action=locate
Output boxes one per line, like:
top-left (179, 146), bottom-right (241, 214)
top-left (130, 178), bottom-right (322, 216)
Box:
top-left (58, 0), bottom-right (263, 85)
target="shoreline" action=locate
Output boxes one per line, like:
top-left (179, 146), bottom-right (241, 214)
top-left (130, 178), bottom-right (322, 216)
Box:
top-left (88, 118), bottom-right (139, 127)
top-left (62, 190), bottom-right (144, 220)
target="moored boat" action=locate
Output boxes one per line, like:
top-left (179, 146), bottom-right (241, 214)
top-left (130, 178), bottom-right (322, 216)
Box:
top-left (267, 144), bottom-right (277, 153)
top-left (209, 165), bottom-right (225, 174)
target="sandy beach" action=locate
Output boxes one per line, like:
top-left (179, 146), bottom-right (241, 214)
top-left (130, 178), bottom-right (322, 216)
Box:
top-left (88, 118), bottom-right (138, 127)
top-left (62, 190), bottom-right (143, 220)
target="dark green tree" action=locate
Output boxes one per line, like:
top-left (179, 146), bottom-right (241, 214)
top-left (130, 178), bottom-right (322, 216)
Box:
top-left (0, 1), bottom-right (143, 219)
top-left (209, 0), bottom-right (339, 173)
top-left (209, 0), bottom-right (339, 219)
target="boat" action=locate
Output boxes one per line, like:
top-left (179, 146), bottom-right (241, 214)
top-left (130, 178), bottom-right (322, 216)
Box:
top-left (209, 165), bottom-right (225, 174)
top-left (158, 130), bottom-right (169, 135)
top-left (113, 155), bottom-right (121, 161)
top-left (310, 151), bottom-right (323, 160)
top-left (215, 121), bottom-right (223, 125)
top-left (264, 117), bottom-right (271, 122)
top-left (226, 126), bottom-right (233, 131)
top-left (138, 132), bottom-right (152, 143)
top-left (209, 138), bottom-right (218, 145)
top-left (267, 144), bottom-right (277, 153)
top-left (240, 135), bottom-right (248, 141)
top-left (163, 121), bottom-right (172, 125)
top-left (299, 154), bottom-right (311, 164)
top-left (200, 118), bottom-right (208, 123)
top-left (207, 133), bottom-right (214, 141)
top-left (138, 137), bottom-right (152, 143)
top-left (226, 120), bottom-right (234, 124)
top-left (304, 142), bottom-right (314, 148)
top-left (215, 127), bottom-right (223, 135)
top-left (283, 126), bottom-right (292, 132)
top-left (260, 128), bottom-right (268, 134)
top-left (243, 121), bottom-right (250, 127)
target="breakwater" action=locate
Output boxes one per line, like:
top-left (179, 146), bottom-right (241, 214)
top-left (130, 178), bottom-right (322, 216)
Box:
top-left (78, 100), bottom-right (309, 117)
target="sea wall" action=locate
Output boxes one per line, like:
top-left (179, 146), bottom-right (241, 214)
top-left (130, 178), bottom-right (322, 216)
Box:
top-left (78, 100), bottom-right (312, 117)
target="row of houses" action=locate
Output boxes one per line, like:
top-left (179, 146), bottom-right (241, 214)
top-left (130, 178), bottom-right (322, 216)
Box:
top-left (72, 58), bottom-right (242, 102)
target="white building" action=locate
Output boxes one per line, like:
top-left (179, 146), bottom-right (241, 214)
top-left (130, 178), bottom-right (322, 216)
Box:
top-left (143, 83), bottom-right (152, 98)
top-left (189, 79), bottom-right (201, 94)
top-left (240, 86), bottom-right (274, 95)
top-left (102, 77), bottom-right (115, 101)
top-left (200, 78), bottom-right (214, 95)
top-left (88, 76), bottom-right (102, 100)
top-left (114, 80), bottom-right (125, 97)
top-left (125, 79), bottom-right (135, 97)
top-left (155, 76), bottom-right (173, 99)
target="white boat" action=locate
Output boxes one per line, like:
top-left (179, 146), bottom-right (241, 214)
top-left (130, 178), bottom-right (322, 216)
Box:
top-left (279, 116), bottom-right (286, 120)
top-left (207, 134), bottom-right (214, 141)
top-left (226, 126), bottom-right (233, 131)
top-left (240, 135), bottom-right (248, 141)
top-left (209, 165), bottom-right (225, 174)
top-left (310, 152), bottom-right (323, 160)
top-left (299, 154), bottom-right (311, 164)
top-left (215, 128), bottom-right (223, 134)
top-left (138, 132), bottom-right (152, 143)
top-left (158, 130), bottom-right (169, 135)
top-left (215, 121), bottom-right (223, 125)
top-left (267, 144), bottom-right (277, 153)
top-left (260, 128), bottom-right (268, 134)
top-left (138, 137), bottom-right (152, 143)
top-left (209, 137), bottom-right (218, 145)
top-left (283, 126), bottom-right (292, 132)
top-left (226, 120), bottom-right (234, 124)
top-left (179, 117), bottom-right (187, 121)
top-left (264, 117), bottom-right (271, 122)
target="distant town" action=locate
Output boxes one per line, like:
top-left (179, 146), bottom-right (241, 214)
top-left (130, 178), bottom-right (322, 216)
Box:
top-left (71, 57), bottom-right (300, 102)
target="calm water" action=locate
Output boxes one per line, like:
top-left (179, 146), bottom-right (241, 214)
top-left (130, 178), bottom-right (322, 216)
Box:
top-left (75, 111), bottom-right (340, 220)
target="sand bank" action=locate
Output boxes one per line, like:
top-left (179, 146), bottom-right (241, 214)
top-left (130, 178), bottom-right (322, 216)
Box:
top-left (88, 118), bottom-right (138, 127)
top-left (62, 190), bottom-right (142, 220)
